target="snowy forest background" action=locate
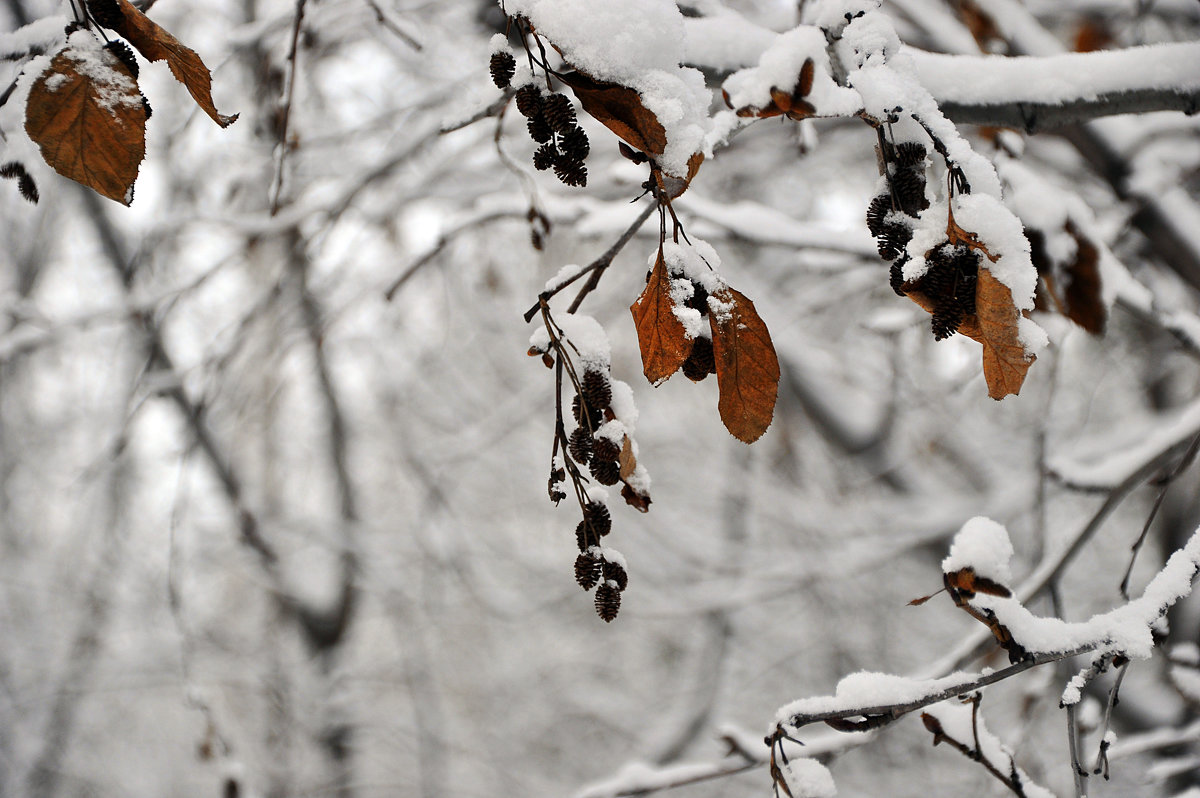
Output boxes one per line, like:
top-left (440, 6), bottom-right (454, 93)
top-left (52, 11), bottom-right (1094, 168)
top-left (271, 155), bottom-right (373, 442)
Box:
top-left (1, 0), bottom-right (1200, 796)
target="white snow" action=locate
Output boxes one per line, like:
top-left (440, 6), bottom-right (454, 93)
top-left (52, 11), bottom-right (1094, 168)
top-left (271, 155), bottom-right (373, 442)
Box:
top-left (505, 0), bottom-right (710, 178)
top-left (907, 42), bottom-right (1200, 106)
top-left (941, 517), bottom-right (1014, 587)
top-left (719, 26), bottom-right (862, 119)
top-left (782, 758), bottom-right (837, 798)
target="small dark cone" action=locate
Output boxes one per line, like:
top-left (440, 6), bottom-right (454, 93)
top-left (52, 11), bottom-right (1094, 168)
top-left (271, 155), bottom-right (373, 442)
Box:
top-left (592, 436), bottom-right (620, 464)
top-left (865, 194), bottom-right (891, 237)
top-left (890, 167), bottom-right (927, 216)
top-left (489, 51), bottom-right (516, 90)
top-left (931, 300), bottom-right (965, 341)
top-left (514, 85), bottom-right (543, 118)
top-left (141, 95), bottom-right (152, 120)
top-left (568, 426), bottom-right (593, 464)
top-left (895, 141), bottom-right (927, 168)
top-left (595, 584), bottom-right (621, 621)
top-left (582, 368), bottom-right (612, 410)
top-left (584, 501), bottom-right (611, 537)
top-left (686, 282), bottom-right (709, 314)
top-left (877, 220), bottom-right (911, 261)
top-left (17, 174), bottom-right (38, 204)
top-left (889, 258), bottom-right (907, 296)
top-left (532, 143), bottom-right (557, 171)
top-left (527, 114), bottom-right (553, 144)
top-left (682, 337), bottom-right (715, 382)
top-left (590, 458), bottom-right (620, 486)
top-left (576, 519), bottom-right (595, 551)
top-left (542, 93), bottom-right (577, 133)
top-left (602, 561), bottom-right (628, 591)
top-left (553, 157), bottom-right (587, 187)
top-left (104, 41), bottom-right (139, 78)
top-left (559, 126), bottom-right (590, 160)
top-left (575, 553), bottom-right (602, 590)
top-left (87, 0), bottom-right (124, 29)
top-left (573, 394), bottom-right (602, 428)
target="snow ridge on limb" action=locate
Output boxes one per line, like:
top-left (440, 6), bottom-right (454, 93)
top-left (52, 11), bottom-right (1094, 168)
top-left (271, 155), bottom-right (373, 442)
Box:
top-left (768, 517), bottom-right (1200, 795)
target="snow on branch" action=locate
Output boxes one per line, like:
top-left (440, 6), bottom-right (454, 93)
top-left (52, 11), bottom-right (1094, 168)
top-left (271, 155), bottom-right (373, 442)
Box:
top-left (910, 43), bottom-right (1200, 132)
top-left (769, 518), bottom-right (1200, 794)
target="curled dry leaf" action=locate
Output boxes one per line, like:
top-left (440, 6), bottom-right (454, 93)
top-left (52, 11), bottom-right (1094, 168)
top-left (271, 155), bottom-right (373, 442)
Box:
top-left (25, 42), bottom-right (146, 205)
top-left (1030, 221), bottom-right (1105, 334)
top-left (630, 251), bottom-right (692, 386)
top-left (106, 0), bottom-right (237, 127)
top-left (709, 287), bottom-right (779, 443)
top-left (560, 70), bottom-right (665, 158)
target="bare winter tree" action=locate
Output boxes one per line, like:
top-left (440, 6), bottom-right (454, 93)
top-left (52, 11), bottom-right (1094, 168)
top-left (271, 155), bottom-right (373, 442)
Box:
top-left (0, 1), bottom-right (1199, 797)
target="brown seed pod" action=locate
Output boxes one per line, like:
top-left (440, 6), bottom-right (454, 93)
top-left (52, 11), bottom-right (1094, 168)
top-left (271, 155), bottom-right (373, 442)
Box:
top-left (575, 553), bottom-right (602, 590)
top-left (894, 141), bottom-right (927, 168)
top-left (553, 156), bottom-right (587, 188)
top-left (581, 368), bottom-right (612, 410)
top-left (541, 93), bottom-right (577, 134)
top-left (532, 143), bottom-right (558, 171)
top-left (866, 194), bottom-right (891, 238)
top-left (568, 426), bottom-right (593, 464)
top-left (889, 258), bottom-right (907, 296)
top-left (592, 435), bottom-right (621, 464)
top-left (584, 501), bottom-right (611, 536)
top-left (595, 583), bottom-right (621, 621)
top-left (877, 220), bottom-right (912, 261)
top-left (527, 114), bottom-right (553, 144)
top-left (602, 561), bottom-right (628, 591)
top-left (890, 167), bottom-right (927, 217)
top-left (685, 281), bottom-right (710, 314)
top-left (558, 126), bottom-right (590, 160)
top-left (0, 162), bottom-right (38, 204)
top-left (104, 41), bottom-right (139, 78)
top-left (514, 85), bottom-right (543, 118)
top-left (590, 458), bottom-right (620, 486)
top-left (489, 51), bottom-right (516, 90)
top-left (681, 336), bottom-right (715, 382)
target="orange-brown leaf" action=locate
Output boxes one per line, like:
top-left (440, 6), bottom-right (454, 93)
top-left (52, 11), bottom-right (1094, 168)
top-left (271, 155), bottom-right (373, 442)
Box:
top-left (653, 151), bottom-right (704, 200)
top-left (25, 43), bottom-right (146, 205)
top-left (1061, 222), bottom-right (1106, 334)
top-left (973, 268), bottom-right (1035, 399)
top-left (795, 58), bottom-right (814, 99)
top-left (709, 288), bottom-right (779, 443)
top-left (630, 252), bottom-right (692, 385)
top-left (618, 436), bottom-right (636, 481)
top-left (560, 70), bottom-right (665, 158)
top-left (108, 0), bottom-right (237, 127)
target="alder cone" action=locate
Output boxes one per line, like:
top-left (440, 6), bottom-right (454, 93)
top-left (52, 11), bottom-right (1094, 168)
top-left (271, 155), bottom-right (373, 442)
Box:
top-left (575, 553), bottom-right (601, 590)
top-left (681, 336), bottom-right (715, 382)
top-left (590, 458), bottom-right (620, 486)
top-left (602, 561), bottom-right (628, 591)
top-left (489, 51), bottom-right (515, 89)
top-left (592, 436), bottom-right (620, 464)
top-left (595, 584), bottom-right (621, 622)
top-left (568, 426), bottom-right (593, 464)
top-left (584, 501), bottom-right (612, 536)
top-left (581, 369), bottom-right (612, 411)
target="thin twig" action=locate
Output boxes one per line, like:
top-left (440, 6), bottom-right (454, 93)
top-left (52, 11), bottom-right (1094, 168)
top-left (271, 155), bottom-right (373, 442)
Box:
top-left (384, 210), bottom-right (528, 301)
top-left (521, 200), bottom-right (656, 322)
top-left (1120, 431), bottom-right (1200, 597)
top-left (361, 0), bottom-right (422, 50)
top-left (1092, 661), bottom-right (1128, 778)
top-left (1067, 703), bottom-right (1087, 798)
top-left (269, 0), bottom-right (308, 216)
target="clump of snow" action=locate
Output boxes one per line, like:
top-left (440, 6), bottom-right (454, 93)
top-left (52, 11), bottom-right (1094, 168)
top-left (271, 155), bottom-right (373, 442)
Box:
top-left (951, 193), bottom-right (1037, 312)
top-left (504, 0), bottom-right (709, 177)
top-left (942, 517), bottom-right (1014, 587)
top-left (719, 26), bottom-right (862, 119)
top-left (489, 33), bottom-right (509, 55)
top-left (774, 670), bottom-right (974, 722)
top-left (661, 238), bottom-right (724, 294)
top-left (57, 30), bottom-right (143, 115)
top-left (834, 12), bottom-right (900, 70)
top-left (803, 0), bottom-right (881, 32)
top-left (782, 758), bottom-right (837, 798)
top-left (545, 263), bottom-right (586, 293)
top-left (528, 312), bottom-right (611, 368)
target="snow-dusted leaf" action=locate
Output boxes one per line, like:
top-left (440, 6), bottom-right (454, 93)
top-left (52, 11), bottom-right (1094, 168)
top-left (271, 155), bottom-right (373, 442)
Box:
top-left (630, 251), bottom-right (691, 386)
top-left (973, 268), bottom-right (1035, 400)
top-left (25, 38), bottom-right (146, 204)
top-left (107, 0), bottom-right (237, 127)
top-left (561, 70), bottom-right (666, 159)
top-left (709, 287), bottom-right (779, 443)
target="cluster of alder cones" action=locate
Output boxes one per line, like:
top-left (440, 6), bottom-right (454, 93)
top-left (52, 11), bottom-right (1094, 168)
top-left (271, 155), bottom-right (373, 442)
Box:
top-left (490, 50), bottom-right (591, 187)
top-left (544, 362), bottom-right (631, 621)
top-left (867, 141), bottom-right (980, 340)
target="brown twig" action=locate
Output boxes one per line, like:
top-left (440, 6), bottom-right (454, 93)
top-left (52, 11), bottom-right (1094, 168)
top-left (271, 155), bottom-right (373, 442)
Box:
top-left (521, 200), bottom-right (656, 322)
top-left (269, 0), bottom-right (308, 216)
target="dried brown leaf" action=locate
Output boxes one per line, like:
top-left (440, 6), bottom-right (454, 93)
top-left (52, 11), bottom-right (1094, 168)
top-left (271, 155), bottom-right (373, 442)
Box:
top-left (973, 268), bottom-right (1034, 400)
top-left (618, 436), bottom-right (636, 482)
top-left (630, 251), bottom-right (692, 386)
top-left (108, 0), bottom-right (237, 127)
top-left (709, 287), bottom-right (779, 443)
top-left (560, 70), bottom-right (666, 158)
top-left (25, 42), bottom-right (146, 204)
